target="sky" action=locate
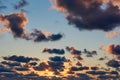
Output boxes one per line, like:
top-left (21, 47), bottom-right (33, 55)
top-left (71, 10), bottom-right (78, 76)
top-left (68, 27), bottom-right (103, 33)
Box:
top-left (0, 0), bottom-right (120, 80)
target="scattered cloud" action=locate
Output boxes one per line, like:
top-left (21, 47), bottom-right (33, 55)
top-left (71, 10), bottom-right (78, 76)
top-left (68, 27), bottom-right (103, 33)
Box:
top-left (14, 0), bottom-right (28, 10)
top-left (3, 55), bottom-right (39, 63)
top-left (43, 48), bottom-right (65, 55)
top-left (66, 46), bottom-right (82, 60)
top-left (106, 59), bottom-right (120, 68)
top-left (100, 44), bottom-right (120, 59)
top-left (0, 12), bottom-right (28, 37)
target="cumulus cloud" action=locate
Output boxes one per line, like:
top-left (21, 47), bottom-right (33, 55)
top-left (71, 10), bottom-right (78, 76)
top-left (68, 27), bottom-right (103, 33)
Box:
top-left (3, 55), bottom-right (39, 63)
top-left (106, 59), bottom-right (120, 68)
top-left (100, 44), bottom-right (120, 59)
top-left (66, 46), bottom-right (82, 60)
top-left (49, 56), bottom-right (67, 62)
top-left (0, 12), bottom-right (28, 37)
top-left (0, 12), bottom-right (63, 42)
top-left (42, 48), bottom-right (65, 55)
top-left (30, 29), bottom-right (63, 42)
top-left (51, 0), bottom-right (120, 31)
top-left (33, 62), bottom-right (49, 71)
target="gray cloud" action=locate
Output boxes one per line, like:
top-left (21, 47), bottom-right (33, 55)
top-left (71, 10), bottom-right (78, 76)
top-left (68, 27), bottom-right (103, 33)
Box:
top-left (52, 0), bottom-right (120, 31)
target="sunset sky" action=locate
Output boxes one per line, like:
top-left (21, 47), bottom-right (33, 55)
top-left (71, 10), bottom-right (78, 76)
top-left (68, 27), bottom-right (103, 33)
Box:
top-left (0, 0), bottom-right (120, 80)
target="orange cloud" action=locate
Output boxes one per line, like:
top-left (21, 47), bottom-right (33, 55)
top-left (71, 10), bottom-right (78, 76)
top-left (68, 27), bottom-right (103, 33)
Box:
top-left (105, 30), bottom-right (120, 38)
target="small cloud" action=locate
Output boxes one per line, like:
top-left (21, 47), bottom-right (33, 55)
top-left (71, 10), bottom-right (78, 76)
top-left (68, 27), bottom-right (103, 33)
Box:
top-left (100, 44), bottom-right (120, 59)
top-left (0, 12), bottom-right (28, 37)
top-left (86, 71), bottom-right (107, 75)
top-left (42, 48), bottom-right (65, 55)
top-left (49, 56), bottom-right (67, 62)
top-left (66, 46), bottom-right (82, 60)
top-left (105, 30), bottom-right (120, 38)
top-left (106, 59), bottom-right (120, 68)
top-left (3, 55), bottom-right (39, 63)
top-left (14, 0), bottom-right (28, 10)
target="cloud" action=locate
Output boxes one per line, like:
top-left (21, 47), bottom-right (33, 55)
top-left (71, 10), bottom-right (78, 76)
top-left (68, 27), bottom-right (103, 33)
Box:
top-left (91, 66), bottom-right (99, 70)
top-left (100, 44), bottom-right (120, 59)
top-left (86, 71), bottom-right (107, 75)
top-left (1, 61), bottom-right (21, 67)
top-left (83, 49), bottom-right (97, 57)
top-left (0, 12), bottom-right (63, 42)
top-left (106, 59), bottom-right (120, 68)
top-left (48, 61), bottom-right (65, 74)
top-left (25, 29), bottom-right (63, 42)
top-left (70, 66), bottom-right (89, 71)
top-left (29, 62), bottom-right (37, 66)
top-left (66, 46), bottom-right (82, 60)
top-left (76, 61), bottom-right (82, 66)
top-left (33, 62), bottom-right (49, 71)
top-left (14, 0), bottom-right (28, 10)
top-left (98, 75), bottom-right (120, 80)
top-left (51, 0), bottom-right (120, 31)
top-left (3, 55), bottom-right (39, 63)
top-left (105, 30), bottom-right (120, 38)
top-left (0, 65), bottom-right (14, 72)
top-left (0, 12), bottom-right (28, 37)
top-left (15, 67), bottom-right (29, 71)
top-left (42, 48), bottom-right (65, 55)
top-left (49, 56), bottom-right (67, 62)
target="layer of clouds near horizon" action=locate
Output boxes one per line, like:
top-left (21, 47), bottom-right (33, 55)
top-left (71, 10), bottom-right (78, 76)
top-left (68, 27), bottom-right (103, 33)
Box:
top-left (51, 0), bottom-right (120, 31)
top-left (0, 12), bottom-right (63, 42)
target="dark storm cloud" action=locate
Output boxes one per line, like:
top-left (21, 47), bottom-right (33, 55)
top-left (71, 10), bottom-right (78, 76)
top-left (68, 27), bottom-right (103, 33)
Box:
top-left (106, 59), bottom-right (120, 68)
top-left (3, 55), bottom-right (39, 63)
top-left (52, 0), bottom-right (120, 31)
top-left (42, 48), bottom-right (65, 55)
top-left (49, 56), bottom-right (67, 62)
top-left (14, 0), bottom-right (28, 10)
top-left (0, 12), bottom-right (28, 37)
